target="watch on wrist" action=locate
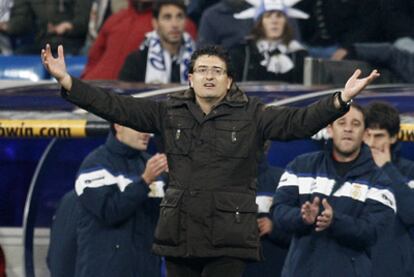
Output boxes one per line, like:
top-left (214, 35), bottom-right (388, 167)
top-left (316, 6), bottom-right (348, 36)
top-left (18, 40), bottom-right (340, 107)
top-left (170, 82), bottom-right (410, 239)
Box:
top-left (336, 91), bottom-right (353, 109)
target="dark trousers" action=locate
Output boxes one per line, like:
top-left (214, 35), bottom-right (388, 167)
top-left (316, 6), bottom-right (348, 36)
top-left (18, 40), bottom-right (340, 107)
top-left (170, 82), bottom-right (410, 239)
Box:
top-left (165, 256), bottom-right (247, 277)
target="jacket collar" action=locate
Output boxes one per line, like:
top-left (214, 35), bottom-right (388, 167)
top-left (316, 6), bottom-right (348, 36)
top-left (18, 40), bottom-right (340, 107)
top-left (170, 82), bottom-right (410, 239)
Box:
top-left (391, 142), bottom-right (402, 162)
top-left (324, 139), bottom-right (375, 179)
top-left (168, 83), bottom-right (248, 108)
top-left (105, 132), bottom-right (143, 158)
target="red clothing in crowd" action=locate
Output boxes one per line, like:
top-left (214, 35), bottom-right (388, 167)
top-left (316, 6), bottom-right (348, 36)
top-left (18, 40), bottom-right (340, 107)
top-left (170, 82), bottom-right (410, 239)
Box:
top-left (0, 245), bottom-right (5, 277)
top-left (82, 3), bottom-right (197, 80)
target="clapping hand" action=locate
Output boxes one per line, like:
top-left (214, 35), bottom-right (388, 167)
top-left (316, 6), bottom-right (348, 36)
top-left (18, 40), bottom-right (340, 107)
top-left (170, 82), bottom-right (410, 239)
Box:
top-left (301, 197), bottom-right (320, 225)
top-left (315, 198), bottom-right (334, 232)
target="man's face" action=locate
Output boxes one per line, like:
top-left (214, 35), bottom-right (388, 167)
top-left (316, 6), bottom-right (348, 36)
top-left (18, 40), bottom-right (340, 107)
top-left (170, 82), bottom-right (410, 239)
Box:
top-left (153, 4), bottom-right (186, 45)
top-left (364, 128), bottom-right (397, 152)
top-left (188, 55), bottom-right (233, 103)
top-left (115, 124), bottom-right (151, 151)
top-left (328, 107), bottom-right (365, 160)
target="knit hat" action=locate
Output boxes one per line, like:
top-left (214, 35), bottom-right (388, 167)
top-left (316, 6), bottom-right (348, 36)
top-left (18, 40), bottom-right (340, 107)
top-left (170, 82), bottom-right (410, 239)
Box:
top-left (234, 0), bottom-right (309, 20)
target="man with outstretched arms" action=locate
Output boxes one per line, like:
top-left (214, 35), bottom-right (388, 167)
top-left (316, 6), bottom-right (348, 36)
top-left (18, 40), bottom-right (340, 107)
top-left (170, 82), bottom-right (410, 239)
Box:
top-left (41, 43), bottom-right (379, 276)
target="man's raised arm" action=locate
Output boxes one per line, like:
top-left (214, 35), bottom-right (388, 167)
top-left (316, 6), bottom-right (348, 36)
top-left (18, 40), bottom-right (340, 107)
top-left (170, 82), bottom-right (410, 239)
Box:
top-left (41, 44), bottom-right (72, 91)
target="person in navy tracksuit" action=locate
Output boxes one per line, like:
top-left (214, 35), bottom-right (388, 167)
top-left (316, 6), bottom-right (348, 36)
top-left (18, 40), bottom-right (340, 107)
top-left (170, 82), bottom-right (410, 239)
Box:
top-left (73, 124), bottom-right (168, 277)
top-left (47, 190), bottom-right (80, 277)
top-left (364, 101), bottom-right (414, 277)
top-left (273, 104), bottom-right (396, 277)
top-left (243, 150), bottom-right (290, 277)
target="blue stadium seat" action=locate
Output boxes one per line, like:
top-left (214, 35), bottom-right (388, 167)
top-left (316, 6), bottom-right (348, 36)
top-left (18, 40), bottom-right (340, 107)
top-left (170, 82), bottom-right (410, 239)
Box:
top-left (64, 55), bottom-right (87, 78)
top-left (0, 55), bottom-right (46, 81)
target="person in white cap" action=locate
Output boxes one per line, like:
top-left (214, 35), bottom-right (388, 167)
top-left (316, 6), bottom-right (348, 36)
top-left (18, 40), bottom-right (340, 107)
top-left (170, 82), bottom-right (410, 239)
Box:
top-left (230, 0), bottom-right (308, 83)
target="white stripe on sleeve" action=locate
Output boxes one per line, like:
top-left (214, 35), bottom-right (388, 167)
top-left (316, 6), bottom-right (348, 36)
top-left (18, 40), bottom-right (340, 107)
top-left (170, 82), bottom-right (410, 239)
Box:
top-left (256, 195), bottom-right (273, 213)
top-left (367, 187), bottom-right (397, 212)
top-left (75, 169), bottom-right (133, 196)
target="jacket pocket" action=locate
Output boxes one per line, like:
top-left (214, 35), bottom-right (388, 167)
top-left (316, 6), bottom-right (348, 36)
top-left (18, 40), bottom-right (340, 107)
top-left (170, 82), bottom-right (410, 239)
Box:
top-left (164, 116), bottom-right (194, 155)
top-left (212, 191), bottom-right (259, 248)
top-left (215, 120), bottom-right (252, 158)
top-left (154, 188), bottom-right (184, 246)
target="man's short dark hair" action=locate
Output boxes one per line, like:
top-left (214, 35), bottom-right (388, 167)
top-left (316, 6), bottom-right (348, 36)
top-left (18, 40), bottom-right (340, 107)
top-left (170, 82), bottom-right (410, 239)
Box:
top-left (351, 102), bottom-right (366, 128)
top-left (189, 45), bottom-right (235, 79)
top-left (152, 0), bottom-right (186, 18)
top-left (351, 102), bottom-right (365, 118)
top-left (364, 101), bottom-right (400, 137)
top-left (332, 102), bottom-right (366, 127)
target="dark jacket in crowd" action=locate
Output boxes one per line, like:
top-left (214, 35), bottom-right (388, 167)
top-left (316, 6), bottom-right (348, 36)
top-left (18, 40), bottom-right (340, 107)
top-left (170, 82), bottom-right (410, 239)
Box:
top-left (197, 0), bottom-right (253, 49)
top-left (230, 40), bottom-right (308, 83)
top-left (47, 190), bottom-right (80, 277)
top-left (118, 46), bottom-right (150, 82)
top-left (118, 46), bottom-right (181, 83)
top-left (294, 0), bottom-right (376, 47)
top-left (355, 0), bottom-right (414, 43)
top-left (273, 143), bottom-right (395, 277)
top-left (371, 145), bottom-right (414, 277)
top-left (344, 40), bottom-right (414, 83)
top-left (62, 77), bottom-right (347, 261)
top-left (74, 133), bottom-right (162, 277)
top-left (7, 0), bottom-right (93, 54)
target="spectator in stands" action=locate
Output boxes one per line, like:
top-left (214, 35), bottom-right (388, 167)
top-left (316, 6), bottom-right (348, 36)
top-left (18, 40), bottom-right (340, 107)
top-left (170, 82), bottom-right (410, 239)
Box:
top-left (0, 0), bottom-right (13, 55)
top-left (42, 40), bottom-right (379, 276)
top-left (47, 190), bottom-right (79, 277)
top-left (229, 0), bottom-right (308, 83)
top-left (243, 143), bottom-right (289, 277)
top-left (364, 101), bottom-right (414, 277)
top-left (335, 0), bottom-right (414, 53)
top-left (330, 0), bottom-right (414, 64)
top-left (118, 0), bottom-right (195, 83)
top-left (70, 124), bottom-right (167, 276)
top-left (82, 0), bottom-right (129, 54)
top-left (0, 0), bottom-right (93, 55)
top-left (273, 104), bottom-right (396, 277)
top-left (197, 0), bottom-right (254, 49)
top-left (341, 38), bottom-right (414, 83)
top-left (186, 0), bottom-right (220, 26)
top-left (331, 0), bottom-right (414, 83)
top-left (293, 0), bottom-right (375, 59)
top-left (82, 0), bottom-right (196, 80)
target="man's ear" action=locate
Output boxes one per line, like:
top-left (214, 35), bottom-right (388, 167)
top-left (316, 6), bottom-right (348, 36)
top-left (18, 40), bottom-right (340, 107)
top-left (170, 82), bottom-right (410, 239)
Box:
top-left (152, 18), bottom-right (158, 30)
top-left (362, 129), bottom-right (369, 142)
top-left (390, 135), bottom-right (398, 145)
top-left (227, 77), bottom-right (233, 90)
top-left (188, 74), bottom-right (193, 87)
top-left (327, 124), bottom-right (333, 138)
top-left (113, 123), bottom-right (121, 133)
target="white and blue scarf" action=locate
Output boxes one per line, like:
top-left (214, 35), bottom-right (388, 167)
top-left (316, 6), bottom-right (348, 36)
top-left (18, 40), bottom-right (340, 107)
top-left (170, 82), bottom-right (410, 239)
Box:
top-left (256, 39), bottom-right (304, 74)
top-left (141, 30), bottom-right (195, 84)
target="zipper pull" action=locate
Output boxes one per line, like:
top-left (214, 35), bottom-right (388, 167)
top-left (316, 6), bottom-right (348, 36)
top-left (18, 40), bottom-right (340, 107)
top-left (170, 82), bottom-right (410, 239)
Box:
top-left (231, 131), bottom-right (237, 143)
top-left (175, 129), bottom-right (181, 140)
top-left (235, 207), bottom-right (240, 223)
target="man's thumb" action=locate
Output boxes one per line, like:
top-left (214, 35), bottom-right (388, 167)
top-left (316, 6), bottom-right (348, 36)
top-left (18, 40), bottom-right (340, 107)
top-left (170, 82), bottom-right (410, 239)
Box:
top-left (322, 198), bottom-right (331, 209)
